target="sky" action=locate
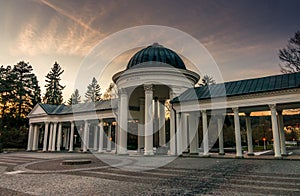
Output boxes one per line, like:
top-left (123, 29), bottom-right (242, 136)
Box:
top-left (0, 0), bottom-right (300, 102)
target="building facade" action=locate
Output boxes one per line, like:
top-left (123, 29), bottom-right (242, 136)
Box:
top-left (27, 43), bottom-right (300, 158)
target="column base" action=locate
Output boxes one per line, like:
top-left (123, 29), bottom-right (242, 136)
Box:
top-left (274, 155), bottom-right (282, 159)
top-left (281, 153), bottom-right (288, 156)
top-left (247, 153), bottom-right (255, 156)
top-left (218, 152), bottom-right (225, 155)
top-left (68, 150), bottom-right (74, 153)
top-left (144, 151), bottom-right (154, 156)
top-left (200, 153), bottom-right (211, 158)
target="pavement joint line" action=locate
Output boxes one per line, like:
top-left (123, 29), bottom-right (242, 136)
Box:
top-left (226, 173), bottom-right (300, 180)
top-left (219, 183), bottom-right (300, 192)
top-left (4, 170), bottom-right (26, 175)
top-left (0, 161), bottom-right (17, 165)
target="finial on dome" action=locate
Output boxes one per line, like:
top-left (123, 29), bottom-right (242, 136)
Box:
top-left (152, 42), bottom-right (162, 47)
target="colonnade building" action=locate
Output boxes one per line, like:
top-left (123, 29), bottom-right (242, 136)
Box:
top-left (27, 43), bottom-right (300, 158)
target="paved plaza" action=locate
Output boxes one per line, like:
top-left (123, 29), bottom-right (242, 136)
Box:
top-left (0, 150), bottom-right (300, 195)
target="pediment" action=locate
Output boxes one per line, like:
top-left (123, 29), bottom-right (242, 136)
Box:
top-left (28, 104), bottom-right (47, 117)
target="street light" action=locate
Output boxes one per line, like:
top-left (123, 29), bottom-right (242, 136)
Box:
top-left (262, 137), bottom-right (266, 150)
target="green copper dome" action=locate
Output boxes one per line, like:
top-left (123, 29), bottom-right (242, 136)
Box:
top-left (126, 43), bottom-right (186, 70)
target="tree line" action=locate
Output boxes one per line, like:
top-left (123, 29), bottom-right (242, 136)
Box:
top-left (0, 61), bottom-right (113, 150)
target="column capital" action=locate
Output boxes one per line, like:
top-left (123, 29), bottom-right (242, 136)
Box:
top-left (201, 110), bottom-right (207, 114)
top-left (232, 107), bottom-right (239, 113)
top-left (118, 88), bottom-right (128, 95)
top-left (144, 84), bottom-right (153, 92)
top-left (53, 121), bottom-right (58, 124)
top-left (269, 104), bottom-right (276, 111)
top-left (44, 121), bottom-right (50, 125)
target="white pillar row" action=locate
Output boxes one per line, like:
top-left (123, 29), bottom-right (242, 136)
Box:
top-left (245, 113), bottom-right (254, 156)
top-left (269, 104), bottom-right (282, 158)
top-left (107, 124), bottom-right (112, 152)
top-left (176, 113), bottom-right (182, 155)
top-left (144, 84), bottom-right (154, 156)
top-left (159, 100), bottom-right (166, 147)
top-left (98, 120), bottom-right (104, 153)
top-left (27, 123), bottom-right (34, 151)
top-left (51, 122), bottom-right (57, 151)
top-left (43, 122), bottom-right (49, 152)
top-left (217, 116), bottom-right (225, 155)
top-left (233, 107), bottom-right (243, 158)
top-left (202, 110), bottom-right (209, 156)
top-left (48, 123), bottom-right (53, 151)
top-left (69, 121), bottom-right (75, 152)
top-left (277, 110), bottom-right (287, 156)
top-left (93, 125), bottom-right (98, 151)
top-left (169, 90), bottom-right (176, 155)
top-left (56, 123), bottom-right (62, 151)
top-left (189, 112), bottom-right (199, 155)
top-left (118, 89), bottom-right (128, 155)
top-left (83, 120), bottom-right (89, 152)
top-left (138, 98), bottom-right (145, 153)
top-left (32, 125), bottom-right (39, 151)
top-left (181, 113), bottom-right (188, 152)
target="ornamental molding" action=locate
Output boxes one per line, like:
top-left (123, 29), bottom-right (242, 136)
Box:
top-left (144, 84), bottom-right (153, 92)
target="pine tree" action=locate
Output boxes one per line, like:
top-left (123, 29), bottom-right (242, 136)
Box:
top-left (43, 62), bottom-right (65, 105)
top-left (11, 61), bottom-right (41, 118)
top-left (85, 77), bottom-right (101, 102)
top-left (67, 89), bottom-right (81, 105)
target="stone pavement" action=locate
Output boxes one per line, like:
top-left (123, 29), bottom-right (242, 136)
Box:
top-left (0, 151), bottom-right (300, 195)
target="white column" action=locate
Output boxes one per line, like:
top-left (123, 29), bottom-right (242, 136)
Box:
top-left (233, 107), bottom-right (243, 158)
top-left (245, 113), bottom-right (254, 156)
top-left (176, 113), bottom-right (183, 155)
top-left (63, 129), bottom-right (67, 148)
top-left (217, 117), bottom-right (225, 155)
top-left (202, 110), bottom-right (209, 156)
top-left (277, 111), bottom-right (287, 156)
top-left (93, 125), bottom-right (98, 151)
top-left (48, 123), bottom-right (53, 151)
top-left (269, 104), bottom-right (282, 158)
top-left (169, 90), bottom-right (176, 155)
top-left (65, 128), bottom-right (70, 150)
top-left (98, 120), bottom-right (104, 153)
top-left (144, 85), bottom-right (154, 155)
top-left (83, 120), bottom-right (89, 152)
top-left (153, 98), bottom-right (159, 147)
top-left (51, 122), bottom-right (57, 151)
top-left (69, 121), bottom-right (74, 152)
top-left (107, 124), bottom-right (112, 152)
top-left (118, 89), bottom-right (128, 155)
top-left (189, 112), bottom-right (199, 154)
top-left (181, 113), bottom-right (188, 152)
top-left (32, 125), bottom-right (39, 151)
top-left (56, 123), bottom-right (62, 151)
top-left (159, 100), bottom-right (166, 147)
top-left (138, 98), bottom-right (145, 153)
top-left (42, 122), bottom-right (49, 152)
top-left (27, 123), bottom-right (34, 151)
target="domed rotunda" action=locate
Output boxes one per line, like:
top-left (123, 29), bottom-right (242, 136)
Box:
top-left (113, 43), bottom-right (200, 155)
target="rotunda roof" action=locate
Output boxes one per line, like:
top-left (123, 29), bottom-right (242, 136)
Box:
top-left (126, 43), bottom-right (186, 70)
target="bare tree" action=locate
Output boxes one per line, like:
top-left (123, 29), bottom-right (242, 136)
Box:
top-left (279, 31), bottom-right (300, 73)
top-left (199, 75), bottom-right (216, 86)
